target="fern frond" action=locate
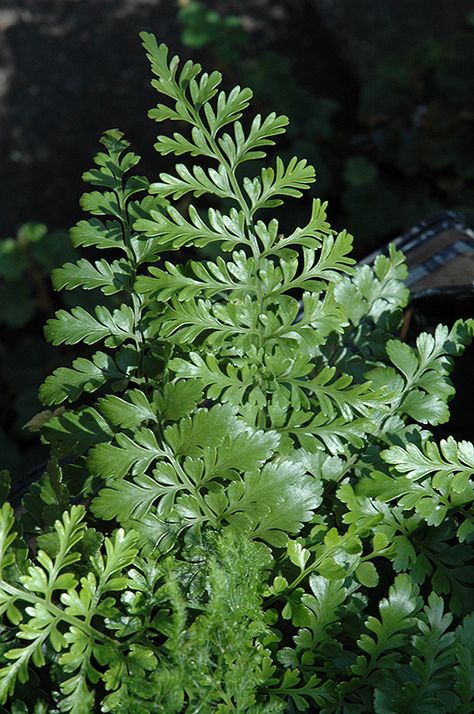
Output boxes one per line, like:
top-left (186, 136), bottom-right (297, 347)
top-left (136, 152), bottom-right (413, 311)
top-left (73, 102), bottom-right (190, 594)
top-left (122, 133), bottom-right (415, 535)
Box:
top-left (45, 305), bottom-right (136, 348)
top-left (52, 258), bottom-right (132, 295)
top-left (40, 349), bottom-right (137, 405)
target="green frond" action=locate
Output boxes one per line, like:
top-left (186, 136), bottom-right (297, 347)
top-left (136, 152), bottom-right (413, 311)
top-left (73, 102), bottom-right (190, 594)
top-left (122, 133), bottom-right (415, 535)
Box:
top-left (96, 390), bottom-right (157, 430)
top-left (383, 437), bottom-right (474, 486)
top-left (40, 406), bottom-right (114, 458)
top-left (244, 156), bottom-right (316, 214)
top-left (384, 322), bottom-right (473, 425)
top-left (335, 244), bottom-right (409, 324)
top-left (88, 428), bottom-right (165, 480)
top-left (70, 218), bottom-right (126, 252)
top-left (39, 348), bottom-right (138, 405)
top-left (224, 461), bottom-right (322, 546)
top-left (134, 204), bottom-right (250, 251)
top-left (169, 351), bottom-right (258, 404)
top-left (224, 113), bottom-right (289, 166)
top-left (352, 574), bottom-right (422, 678)
top-left (52, 258), bottom-right (132, 295)
top-left (45, 305), bottom-right (136, 348)
top-left (149, 162), bottom-right (234, 200)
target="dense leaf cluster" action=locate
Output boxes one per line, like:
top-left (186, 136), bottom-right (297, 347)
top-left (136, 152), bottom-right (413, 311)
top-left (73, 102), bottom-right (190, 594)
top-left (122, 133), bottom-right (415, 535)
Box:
top-left (0, 34), bottom-right (473, 713)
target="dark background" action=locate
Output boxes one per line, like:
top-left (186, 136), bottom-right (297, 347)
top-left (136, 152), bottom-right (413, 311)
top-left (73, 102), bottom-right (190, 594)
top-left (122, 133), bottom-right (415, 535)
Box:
top-left (1, 0), bottom-right (473, 248)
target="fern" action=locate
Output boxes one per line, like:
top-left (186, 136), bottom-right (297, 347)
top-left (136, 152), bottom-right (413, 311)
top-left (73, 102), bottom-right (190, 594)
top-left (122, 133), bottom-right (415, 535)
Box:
top-left (0, 34), bottom-right (473, 713)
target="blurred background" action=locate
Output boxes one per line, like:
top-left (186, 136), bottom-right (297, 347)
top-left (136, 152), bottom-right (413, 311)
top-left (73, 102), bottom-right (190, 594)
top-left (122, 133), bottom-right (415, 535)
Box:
top-left (1, 0), bottom-right (473, 478)
top-left (2, 0), bottom-right (473, 245)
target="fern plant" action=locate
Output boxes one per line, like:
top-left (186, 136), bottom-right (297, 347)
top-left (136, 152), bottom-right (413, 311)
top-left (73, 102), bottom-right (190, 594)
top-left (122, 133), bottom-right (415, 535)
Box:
top-left (0, 34), bottom-right (473, 713)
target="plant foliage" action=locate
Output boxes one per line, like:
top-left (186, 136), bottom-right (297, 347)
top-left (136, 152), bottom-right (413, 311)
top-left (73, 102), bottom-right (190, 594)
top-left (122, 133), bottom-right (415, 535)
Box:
top-left (178, 1), bottom-right (474, 245)
top-left (0, 33), bottom-right (473, 713)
